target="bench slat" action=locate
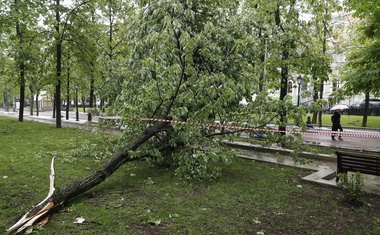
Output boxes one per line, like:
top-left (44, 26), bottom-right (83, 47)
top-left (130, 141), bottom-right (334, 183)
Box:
top-left (336, 151), bottom-right (380, 181)
top-left (340, 165), bottom-right (380, 175)
top-left (340, 158), bottom-right (379, 166)
top-left (338, 157), bottom-right (379, 168)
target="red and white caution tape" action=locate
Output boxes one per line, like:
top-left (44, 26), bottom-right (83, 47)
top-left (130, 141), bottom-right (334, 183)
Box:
top-left (138, 118), bottom-right (380, 138)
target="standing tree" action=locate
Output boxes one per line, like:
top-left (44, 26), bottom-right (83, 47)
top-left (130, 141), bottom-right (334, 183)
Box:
top-left (303, 0), bottom-right (340, 127)
top-left (41, 0), bottom-right (90, 127)
top-left (68, 0), bottom-right (102, 121)
top-left (7, 0), bottom-right (43, 122)
top-left (96, 0), bottom-right (131, 108)
top-left (342, 0), bottom-right (380, 127)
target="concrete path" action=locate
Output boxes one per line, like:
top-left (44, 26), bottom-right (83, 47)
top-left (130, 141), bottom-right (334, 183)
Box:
top-left (301, 126), bottom-right (380, 152)
top-left (2, 109), bottom-right (379, 152)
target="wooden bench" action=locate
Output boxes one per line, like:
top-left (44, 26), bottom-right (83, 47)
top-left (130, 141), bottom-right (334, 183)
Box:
top-left (348, 120), bottom-right (359, 125)
top-left (98, 116), bottom-right (122, 128)
top-left (336, 151), bottom-right (380, 182)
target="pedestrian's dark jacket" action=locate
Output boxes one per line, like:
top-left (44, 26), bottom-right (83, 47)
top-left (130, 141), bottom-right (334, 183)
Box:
top-left (332, 111), bottom-right (341, 127)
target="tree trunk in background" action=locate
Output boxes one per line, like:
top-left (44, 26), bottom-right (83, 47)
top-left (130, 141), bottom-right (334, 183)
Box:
top-left (275, 5), bottom-right (288, 138)
top-left (318, 6), bottom-right (328, 128)
top-left (36, 90), bottom-right (40, 116)
top-left (362, 92), bottom-right (369, 127)
top-left (4, 91), bottom-right (9, 112)
top-left (55, 0), bottom-right (62, 128)
top-left (30, 94), bottom-right (34, 116)
top-left (88, 65), bottom-right (95, 122)
top-left (53, 98), bottom-right (56, 118)
top-left (66, 71), bottom-right (70, 120)
top-left (15, 6), bottom-right (25, 122)
top-left (278, 58), bottom-right (288, 137)
top-left (82, 96), bottom-right (86, 113)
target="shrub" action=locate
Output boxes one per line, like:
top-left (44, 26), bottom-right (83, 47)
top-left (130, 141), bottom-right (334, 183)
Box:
top-left (337, 172), bottom-right (364, 204)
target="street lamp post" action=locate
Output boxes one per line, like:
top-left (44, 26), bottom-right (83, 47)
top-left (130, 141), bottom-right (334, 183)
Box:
top-left (74, 84), bottom-right (79, 121)
top-left (297, 75), bottom-right (302, 107)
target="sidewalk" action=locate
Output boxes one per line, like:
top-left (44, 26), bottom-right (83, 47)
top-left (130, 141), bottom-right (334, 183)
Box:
top-left (0, 109), bottom-right (97, 127)
top-left (2, 109), bottom-right (379, 152)
top-left (301, 126), bottom-right (380, 153)
top-left (2, 109), bottom-right (379, 149)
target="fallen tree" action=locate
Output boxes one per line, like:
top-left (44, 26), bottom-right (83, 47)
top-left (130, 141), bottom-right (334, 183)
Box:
top-left (6, 0), bottom-right (314, 233)
top-left (7, 121), bottom-right (168, 234)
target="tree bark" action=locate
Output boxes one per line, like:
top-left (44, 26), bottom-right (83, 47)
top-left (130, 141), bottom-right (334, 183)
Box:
top-left (7, 121), bottom-right (169, 234)
top-left (55, 0), bottom-right (62, 128)
top-left (4, 90), bottom-right (9, 112)
top-left (36, 90), bottom-right (40, 116)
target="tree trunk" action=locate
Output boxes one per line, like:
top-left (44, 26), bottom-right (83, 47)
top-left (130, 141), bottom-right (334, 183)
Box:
top-left (82, 96), bottom-right (86, 113)
top-left (53, 98), bottom-right (56, 118)
top-left (318, 7), bottom-right (328, 128)
top-left (18, 80), bottom-right (25, 122)
top-left (4, 90), bottom-right (9, 112)
top-left (362, 92), bottom-right (369, 127)
top-left (275, 5), bottom-right (288, 138)
top-left (30, 94), bottom-right (34, 116)
top-left (36, 90), bottom-right (40, 116)
top-left (7, 121), bottom-right (169, 234)
top-left (66, 71), bottom-right (70, 120)
top-left (55, 0), bottom-right (62, 128)
top-left (15, 9), bottom-right (25, 123)
top-left (88, 65), bottom-right (95, 122)
top-left (312, 90), bottom-right (318, 124)
top-left (29, 85), bottom-right (34, 116)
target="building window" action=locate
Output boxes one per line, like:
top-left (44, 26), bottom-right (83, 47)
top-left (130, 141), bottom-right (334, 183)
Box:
top-left (287, 81), bottom-right (293, 94)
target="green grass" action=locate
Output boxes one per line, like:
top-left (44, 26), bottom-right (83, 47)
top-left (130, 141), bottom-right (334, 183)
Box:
top-left (319, 114), bottom-right (380, 129)
top-left (1, 117), bottom-right (380, 235)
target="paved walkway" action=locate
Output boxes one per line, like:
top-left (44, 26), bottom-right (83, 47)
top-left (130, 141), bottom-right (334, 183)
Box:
top-left (2, 109), bottom-right (379, 152)
top-left (301, 126), bottom-right (380, 153)
top-left (1, 109), bottom-right (380, 194)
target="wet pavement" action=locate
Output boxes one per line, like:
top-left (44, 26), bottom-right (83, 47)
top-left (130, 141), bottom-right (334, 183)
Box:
top-left (301, 126), bottom-right (380, 153)
top-left (1, 109), bottom-right (380, 194)
top-left (2, 109), bottom-right (379, 152)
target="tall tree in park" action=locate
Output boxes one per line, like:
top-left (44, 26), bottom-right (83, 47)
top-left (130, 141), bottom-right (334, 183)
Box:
top-left (0, 55), bottom-right (17, 112)
top-left (240, 0), bottom-right (316, 139)
top-left (53, 0), bottom-right (63, 127)
top-left (42, 0), bottom-right (95, 127)
top-left (302, 0), bottom-right (341, 127)
top-left (69, 0), bottom-right (101, 121)
top-left (28, 48), bottom-right (50, 116)
top-left (342, 0), bottom-right (380, 127)
top-left (7, 0), bottom-right (43, 122)
top-left (96, 0), bottom-right (131, 108)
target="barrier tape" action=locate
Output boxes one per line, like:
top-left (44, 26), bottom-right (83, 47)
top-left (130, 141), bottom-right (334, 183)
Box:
top-left (138, 117), bottom-right (380, 138)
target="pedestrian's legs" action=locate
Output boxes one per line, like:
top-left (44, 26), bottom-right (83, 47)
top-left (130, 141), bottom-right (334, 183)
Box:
top-left (338, 125), bottom-right (343, 140)
top-left (331, 126), bottom-right (338, 140)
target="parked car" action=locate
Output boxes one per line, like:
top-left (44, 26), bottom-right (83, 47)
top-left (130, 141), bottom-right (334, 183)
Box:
top-left (347, 99), bottom-right (380, 116)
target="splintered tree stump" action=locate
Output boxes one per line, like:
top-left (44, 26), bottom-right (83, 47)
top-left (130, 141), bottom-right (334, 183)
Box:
top-left (7, 121), bottom-right (168, 234)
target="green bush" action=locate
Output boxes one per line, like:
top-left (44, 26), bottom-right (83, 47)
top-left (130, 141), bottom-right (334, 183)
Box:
top-left (337, 172), bottom-right (364, 204)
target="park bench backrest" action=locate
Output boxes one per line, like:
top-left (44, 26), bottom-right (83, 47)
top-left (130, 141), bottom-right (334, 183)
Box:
top-left (336, 151), bottom-right (380, 176)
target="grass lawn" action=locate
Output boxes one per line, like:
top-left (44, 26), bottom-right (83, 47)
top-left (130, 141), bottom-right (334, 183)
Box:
top-left (317, 114), bottom-right (380, 129)
top-left (1, 117), bottom-right (380, 234)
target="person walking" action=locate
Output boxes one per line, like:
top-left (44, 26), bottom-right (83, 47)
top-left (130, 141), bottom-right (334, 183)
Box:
top-left (331, 109), bottom-right (343, 140)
